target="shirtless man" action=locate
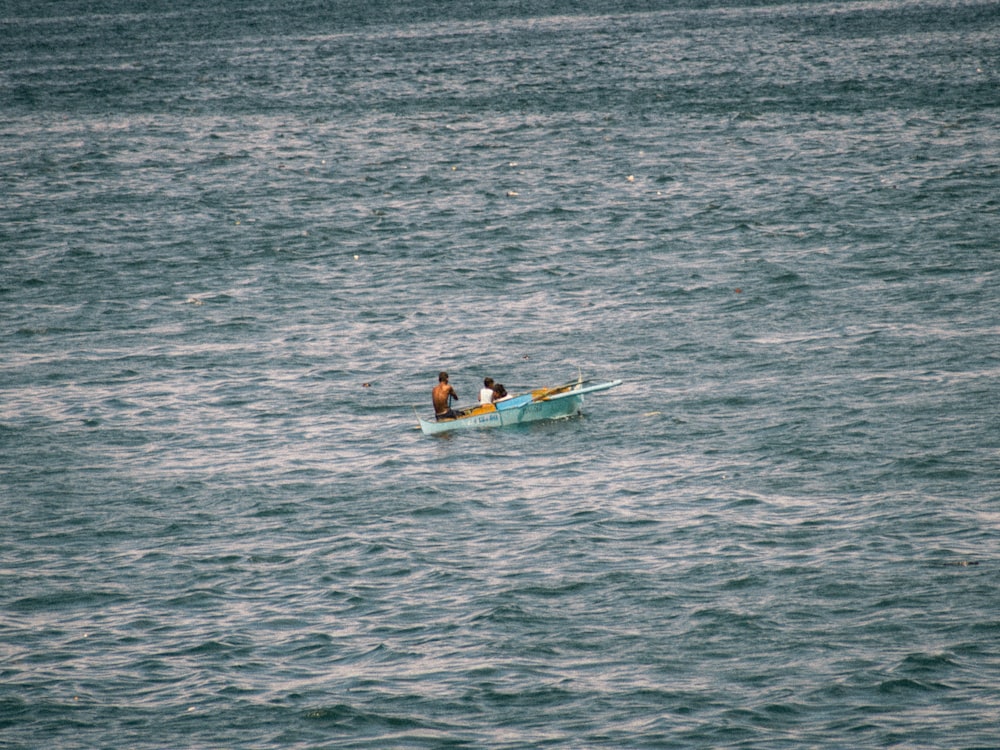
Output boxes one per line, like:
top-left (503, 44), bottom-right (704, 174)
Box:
top-left (433, 371), bottom-right (459, 420)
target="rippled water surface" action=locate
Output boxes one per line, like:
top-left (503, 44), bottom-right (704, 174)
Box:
top-left (2, 0), bottom-right (999, 747)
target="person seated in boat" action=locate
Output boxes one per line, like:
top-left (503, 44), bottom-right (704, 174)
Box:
top-left (433, 371), bottom-right (459, 420)
top-left (479, 377), bottom-right (495, 404)
top-left (492, 383), bottom-right (511, 402)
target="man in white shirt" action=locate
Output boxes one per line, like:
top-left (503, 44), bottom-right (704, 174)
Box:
top-left (479, 377), bottom-right (495, 404)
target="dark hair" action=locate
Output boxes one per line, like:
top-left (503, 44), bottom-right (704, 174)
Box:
top-left (438, 371), bottom-right (449, 382)
top-left (484, 377), bottom-right (494, 387)
top-left (493, 383), bottom-right (507, 397)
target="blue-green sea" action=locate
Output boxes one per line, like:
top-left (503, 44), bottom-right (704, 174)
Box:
top-left (2, 0), bottom-right (999, 747)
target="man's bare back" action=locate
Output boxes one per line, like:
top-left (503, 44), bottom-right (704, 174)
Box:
top-left (433, 372), bottom-right (458, 418)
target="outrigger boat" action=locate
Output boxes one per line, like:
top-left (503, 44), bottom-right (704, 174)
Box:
top-left (416, 376), bottom-right (622, 435)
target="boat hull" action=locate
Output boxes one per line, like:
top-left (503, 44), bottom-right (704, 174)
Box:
top-left (419, 394), bottom-right (583, 435)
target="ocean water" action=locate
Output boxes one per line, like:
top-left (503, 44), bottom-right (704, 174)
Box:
top-left (2, 0), bottom-right (999, 747)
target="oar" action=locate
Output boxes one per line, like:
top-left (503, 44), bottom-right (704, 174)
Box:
top-left (541, 379), bottom-right (623, 401)
top-left (532, 377), bottom-right (592, 401)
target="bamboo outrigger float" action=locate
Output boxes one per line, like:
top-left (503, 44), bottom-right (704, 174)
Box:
top-left (416, 375), bottom-right (622, 435)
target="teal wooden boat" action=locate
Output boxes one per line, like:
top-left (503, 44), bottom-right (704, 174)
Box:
top-left (417, 377), bottom-right (622, 435)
